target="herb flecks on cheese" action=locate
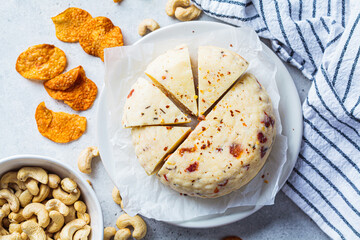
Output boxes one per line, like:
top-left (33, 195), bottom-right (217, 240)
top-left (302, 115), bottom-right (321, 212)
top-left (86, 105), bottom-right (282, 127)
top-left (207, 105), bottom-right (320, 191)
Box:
top-left (198, 46), bottom-right (249, 115)
top-left (122, 78), bottom-right (190, 128)
top-left (157, 73), bottom-right (276, 198)
top-left (132, 126), bottom-right (191, 175)
top-left (145, 45), bottom-right (198, 116)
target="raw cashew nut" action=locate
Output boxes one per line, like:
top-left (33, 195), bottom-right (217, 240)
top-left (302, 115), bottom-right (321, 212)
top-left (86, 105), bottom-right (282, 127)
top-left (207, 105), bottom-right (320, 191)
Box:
top-left (166, 0), bottom-right (190, 16)
top-left (112, 187), bottom-right (123, 208)
top-left (45, 199), bottom-right (69, 216)
top-left (22, 203), bottom-right (50, 228)
top-left (73, 225), bottom-right (91, 240)
top-left (175, 5), bottom-right (202, 21)
top-left (59, 219), bottom-right (86, 240)
top-left (138, 19), bottom-right (160, 36)
top-left (17, 168), bottom-right (48, 185)
top-left (19, 190), bottom-right (33, 208)
top-left (21, 220), bottom-right (46, 240)
top-left (76, 213), bottom-right (90, 225)
top-left (28, 215), bottom-right (39, 223)
top-left (8, 223), bottom-right (22, 234)
top-left (52, 187), bottom-right (80, 205)
top-left (0, 204), bottom-right (11, 234)
top-left (116, 214), bottom-right (147, 240)
top-left (0, 189), bottom-right (20, 213)
top-left (8, 210), bottom-right (26, 223)
top-left (24, 179), bottom-right (39, 196)
top-left (0, 232), bottom-right (22, 240)
top-left (48, 174), bottom-right (60, 189)
top-left (64, 206), bottom-right (76, 224)
top-left (0, 207), bottom-right (10, 235)
top-left (0, 172), bottom-right (26, 190)
top-left (60, 179), bottom-right (78, 194)
top-left (73, 201), bottom-right (86, 214)
top-left (32, 184), bottom-right (50, 203)
top-left (47, 211), bottom-right (64, 233)
top-left (20, 233), bottom-right (27, 240)
top-left (77, 147), bottom-right (99, 174)
top-left (114, 229), bottom-right (131, 240)
top-left (1, 204), bottom-right (11, 217)
top-left (104, 227), bottom-right (116, 240)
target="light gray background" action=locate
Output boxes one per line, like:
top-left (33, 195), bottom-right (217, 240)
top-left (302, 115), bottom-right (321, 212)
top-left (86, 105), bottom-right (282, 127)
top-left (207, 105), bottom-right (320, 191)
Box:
top-left (0, 0), bottom-right (328, 239)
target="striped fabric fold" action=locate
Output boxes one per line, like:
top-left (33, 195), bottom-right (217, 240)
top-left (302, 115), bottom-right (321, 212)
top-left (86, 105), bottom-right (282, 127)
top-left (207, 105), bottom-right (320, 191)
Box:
top-left (193, 0), bottom-right (360, 239)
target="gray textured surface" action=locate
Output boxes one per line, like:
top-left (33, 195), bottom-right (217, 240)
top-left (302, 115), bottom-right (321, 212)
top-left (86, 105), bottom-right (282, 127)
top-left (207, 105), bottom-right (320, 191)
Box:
top-left (0, 0), bottom-right (327, 239)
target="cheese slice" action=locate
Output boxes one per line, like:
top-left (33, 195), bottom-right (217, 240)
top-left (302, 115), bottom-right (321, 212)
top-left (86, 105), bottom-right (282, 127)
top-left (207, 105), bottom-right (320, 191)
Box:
top-left (198, 46), bottom-right (249, 115)
top-left (145, 45), bottom-right (198, 116)
top-left (122, 78), bottom-right (190, 128)
top-left (157, 73), bottom-right (276, 198)
top-left (132, 126), bottom-right (192, 175)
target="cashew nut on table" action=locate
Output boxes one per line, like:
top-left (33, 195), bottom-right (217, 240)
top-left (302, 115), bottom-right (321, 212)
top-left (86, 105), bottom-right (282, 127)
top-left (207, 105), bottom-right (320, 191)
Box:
top-left (166, 0), bottom-right (190, 16)
top-left (114, 228), bottom-right (132, 240)
top-left (112, 187), bottom-right (123, 209)
top-left (138, 19), bottom-right (160, 36)
top-left (78, 146), bottom-right (99, 174)
top-left (166, 0), bottom-right (202, 21)
top-left (104, 226), bottom-right (117, 240)
top-left (116, 214), bottom-right (147, 240)
top-left (175, 5), bottom-right (202, 21)
top-left (0, 167), bottom-right (91, 239)
top-left (103, 207), bottom-right (147, 239)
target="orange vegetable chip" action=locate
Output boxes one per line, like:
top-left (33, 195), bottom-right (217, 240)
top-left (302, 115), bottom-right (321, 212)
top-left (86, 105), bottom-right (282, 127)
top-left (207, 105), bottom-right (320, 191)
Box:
top-left (44, 66), bottom-right (82, 90)
top-left (35, 102), bottom-right (86, 143)
top-left (16, 44), bottom-right (67, 80)
top-left (44, 66), bottom-right (98, 111)
top-left (52, 8), bottom-right (92, 43)
top-left (79, 17), bottom-right (115, 56)
top-left (96, 26), bottom-right (124, 61)
top-left (78, 17), bottom-right (123, 61)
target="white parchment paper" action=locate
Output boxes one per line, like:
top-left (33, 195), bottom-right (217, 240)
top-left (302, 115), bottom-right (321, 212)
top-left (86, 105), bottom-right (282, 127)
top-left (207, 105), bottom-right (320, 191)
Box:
top-left (103, 26), bottom-right (288, 221)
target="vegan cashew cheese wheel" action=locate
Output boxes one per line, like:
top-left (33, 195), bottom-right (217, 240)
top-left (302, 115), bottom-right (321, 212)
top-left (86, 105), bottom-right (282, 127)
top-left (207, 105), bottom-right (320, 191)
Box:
top-left (145, 45), bottom-right (198, 116)
top-left (131, 126), bottom-right (191, 175)
top-left (157, 73), bottom-right (276, 198)
top-left (122, 77), bottom-right (190, 128)
top-left (198, 46), bottom-right (249, 115)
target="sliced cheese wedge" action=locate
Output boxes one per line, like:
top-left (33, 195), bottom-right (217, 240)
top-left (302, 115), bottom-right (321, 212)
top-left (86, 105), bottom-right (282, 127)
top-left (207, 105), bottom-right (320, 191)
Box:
top-left (122, 78), bottom-right (190, 128)
top-left (157, 73), bottom-right (276, 198)
top-left (145, 45), bottom-right (198, 116)
top-left (132, 126), bottom-right (192, 175)
top-left (198, 46), bottom-right (249, 115)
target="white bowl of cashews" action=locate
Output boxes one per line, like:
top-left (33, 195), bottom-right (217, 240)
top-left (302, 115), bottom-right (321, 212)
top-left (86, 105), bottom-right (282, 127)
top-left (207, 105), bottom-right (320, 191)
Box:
top-left (0, 154), bottom-right (103, 240)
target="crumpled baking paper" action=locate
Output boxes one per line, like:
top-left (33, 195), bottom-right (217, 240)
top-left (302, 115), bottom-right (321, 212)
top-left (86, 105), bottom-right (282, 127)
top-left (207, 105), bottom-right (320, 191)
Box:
top-left (103, 26), bottom-right (288, 222)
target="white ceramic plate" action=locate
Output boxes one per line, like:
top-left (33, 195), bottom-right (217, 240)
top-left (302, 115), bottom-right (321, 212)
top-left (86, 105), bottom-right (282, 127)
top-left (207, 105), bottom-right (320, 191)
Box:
top-left (96, 21), bottom-right (303, 228)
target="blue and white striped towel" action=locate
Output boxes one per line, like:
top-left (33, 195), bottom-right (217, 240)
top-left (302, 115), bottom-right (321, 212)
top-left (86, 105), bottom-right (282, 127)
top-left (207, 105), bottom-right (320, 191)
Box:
top-left (192, 0), bottom-right (360, 239)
